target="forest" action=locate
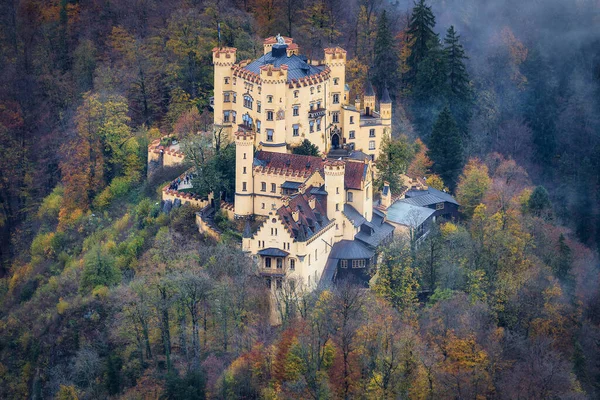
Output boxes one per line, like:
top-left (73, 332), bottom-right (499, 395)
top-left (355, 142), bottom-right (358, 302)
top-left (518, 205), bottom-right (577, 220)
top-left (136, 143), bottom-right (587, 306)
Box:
top-left (0, 0), bottom-right (599, 398)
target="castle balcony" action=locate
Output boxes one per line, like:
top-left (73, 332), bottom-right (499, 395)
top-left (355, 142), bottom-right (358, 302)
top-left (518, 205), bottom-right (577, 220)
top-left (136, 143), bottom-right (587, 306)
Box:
top-left (308, 108), bottom-right (326, 119)
top-left (257, 248), bottom-right (294, 276)
top-left (237, 122), bottom-right (254, 132)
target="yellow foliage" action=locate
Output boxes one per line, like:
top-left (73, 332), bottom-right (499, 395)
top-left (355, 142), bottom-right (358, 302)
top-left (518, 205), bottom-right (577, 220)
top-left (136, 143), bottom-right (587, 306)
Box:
top-left (92, 285), bottom-right (109, 299)
top-left (57, 298), bottom-right (70, 315)
top-left (440, 222), bottom-right (458, 238)
top-left (426, 174), bottom-right (447, 191)
top-left (58, 207), bottom-right (84, 230)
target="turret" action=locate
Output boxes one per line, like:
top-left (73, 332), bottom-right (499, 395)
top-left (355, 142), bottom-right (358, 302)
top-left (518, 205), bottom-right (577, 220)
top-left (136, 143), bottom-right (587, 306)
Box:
top-left (212, 47), bottom-right (237, 137)
top-left (324, 160), bottom-right (345, 237)
top-left (234, 131), bottom-right (255, 217)
top-left (354, 96), bottom-right (361, 112)
top-left (364, 81), bottom-right (375, 116)
top-left (380, 86), bottom-right (392, 121)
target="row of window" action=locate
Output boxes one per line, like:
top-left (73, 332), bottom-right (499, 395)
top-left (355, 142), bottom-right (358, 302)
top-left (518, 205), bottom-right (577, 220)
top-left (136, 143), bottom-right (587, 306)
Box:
top-left (224, 77), bottom-right (261, 94)
top-left (339, 259), bottom-right (366, 268)
top-left (264, 257), bottom-right (295, 270)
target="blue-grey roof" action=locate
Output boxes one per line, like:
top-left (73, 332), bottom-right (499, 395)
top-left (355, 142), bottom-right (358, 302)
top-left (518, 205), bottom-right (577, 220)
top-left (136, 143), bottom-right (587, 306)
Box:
top-left (381, 87), bottom-right (392, 103)
top-left (257, 248), bottom-right (289, 257)
top-left (310, 185), bottom-right (328, 196)
top-left (401, 194), bottom-right (445, 207)
top-left (386, 201), bottom-right (435, 227)
top-left (406, 187), bottom-right (458, 205)
top-left (319, 258), bottom-right (338, 286)
top-left (365, 81), bottom-right (375, 96)
top-left (343, 204), bottom-right (366, 227)
top-left (329, 240), bottom-right (374, 260)
top-left (355, 212), bottom-right (394, 248)
top-left (347, 150), bottom-right (370, 161)
top-left (281, 181), bottom-right (302, 190)
top-left (243, 51), bottom-right (326, 81)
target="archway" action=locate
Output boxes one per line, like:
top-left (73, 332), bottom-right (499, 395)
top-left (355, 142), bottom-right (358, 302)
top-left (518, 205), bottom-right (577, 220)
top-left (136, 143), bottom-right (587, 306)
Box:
top-left (331, 133), bottom-right (340, 149)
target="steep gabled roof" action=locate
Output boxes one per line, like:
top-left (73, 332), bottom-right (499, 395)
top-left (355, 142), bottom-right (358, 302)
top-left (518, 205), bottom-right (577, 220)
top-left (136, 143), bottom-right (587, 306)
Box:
top-left (364, 81), bottom-right (375, 97)
top-left (381, 86), bottom-right (392, 103)
top-left (344, 161), bottom-right (367, 190)
top-left (277, 190), bottom-right (330, 242)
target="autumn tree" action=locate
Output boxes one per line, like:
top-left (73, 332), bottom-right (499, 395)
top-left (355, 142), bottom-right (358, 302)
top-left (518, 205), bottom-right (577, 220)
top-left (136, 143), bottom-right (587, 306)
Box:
top-left (455, 159), bottom-right (491, 218)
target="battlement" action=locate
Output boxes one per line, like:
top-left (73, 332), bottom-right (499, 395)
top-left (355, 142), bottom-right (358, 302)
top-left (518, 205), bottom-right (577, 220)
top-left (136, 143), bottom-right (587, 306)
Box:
top-left (212, 47), bottom-right (237, 65)
top-left (235, 130), bottom-right (255, 143)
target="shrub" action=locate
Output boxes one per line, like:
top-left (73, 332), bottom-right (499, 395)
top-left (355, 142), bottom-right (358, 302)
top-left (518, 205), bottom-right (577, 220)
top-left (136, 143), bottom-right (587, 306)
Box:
top-left (37, 186), bottom-right (64, 223)
top-left (81, 245), bottom-right (120, 292)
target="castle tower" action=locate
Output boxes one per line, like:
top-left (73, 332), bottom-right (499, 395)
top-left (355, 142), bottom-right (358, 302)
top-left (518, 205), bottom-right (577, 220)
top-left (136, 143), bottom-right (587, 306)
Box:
top-left (380, 86), bottom-right (392, 121)
top-left (212, 47), bottom-right (237, 137)
top-left (259, 60), bottom-right (289, 153)
top-left (234, 131), bottom-right (255, 218)
top-left (324, 160), bottom-right (345, 237)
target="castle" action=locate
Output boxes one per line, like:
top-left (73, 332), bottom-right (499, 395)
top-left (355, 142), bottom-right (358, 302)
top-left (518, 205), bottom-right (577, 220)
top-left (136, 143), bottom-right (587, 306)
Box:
top-left (153, 35), bottom-right (458, 299)
top-left (212, 35), bottom-right (392, 158)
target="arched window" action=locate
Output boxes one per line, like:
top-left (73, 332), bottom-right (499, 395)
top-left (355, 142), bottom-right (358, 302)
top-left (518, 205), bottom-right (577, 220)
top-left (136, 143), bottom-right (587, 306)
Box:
top-left (243, 95), bottom-right (253, 109)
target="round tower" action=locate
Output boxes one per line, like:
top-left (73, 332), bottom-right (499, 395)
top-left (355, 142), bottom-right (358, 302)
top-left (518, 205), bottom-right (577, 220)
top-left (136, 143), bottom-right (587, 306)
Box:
top-left (234, 131), bottom-right (255, 218)
top-left (324, 160), bottom-right (346, 237)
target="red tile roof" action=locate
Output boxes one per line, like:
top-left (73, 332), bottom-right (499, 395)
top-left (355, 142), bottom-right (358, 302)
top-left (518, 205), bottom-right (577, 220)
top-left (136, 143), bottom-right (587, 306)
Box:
top-left (277, 189), bottom-right (329, 241)
top-left (344, 160), bottom-right (367, 190)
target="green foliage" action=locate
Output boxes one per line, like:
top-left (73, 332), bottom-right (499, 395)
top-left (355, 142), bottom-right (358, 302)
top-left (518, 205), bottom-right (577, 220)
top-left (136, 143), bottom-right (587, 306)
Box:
top-left (371, 10), bottom-right (399, 97)
top-left (427, 107), bottom-right (464, 189)
top-left (405, 0), bottom-right (437, 88)
top-left (428, 288), bottom-right (456, 305)
top-left (81, 245), bottom-right (121, 292)
top-left (444, 26), bottom-right (472, 131)
top-left (375, 134), bottom-right (416, 191)
top-left (528, 185), bottom-right (552, 215)
top-left (164, 369), bottom-right (206, 400)
top-left (93, 176), bottom-right (134, 210)
top-left (37, 186), bottom-right (64, 223)
top-left (291, 139), bottom-right (320, 156)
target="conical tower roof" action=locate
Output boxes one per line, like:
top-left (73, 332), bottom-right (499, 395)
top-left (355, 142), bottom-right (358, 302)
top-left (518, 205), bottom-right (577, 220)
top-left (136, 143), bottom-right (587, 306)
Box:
top-left (364, 81), bottom-right (375, 97)
top-left (381, 86), bottom-right (392, 103)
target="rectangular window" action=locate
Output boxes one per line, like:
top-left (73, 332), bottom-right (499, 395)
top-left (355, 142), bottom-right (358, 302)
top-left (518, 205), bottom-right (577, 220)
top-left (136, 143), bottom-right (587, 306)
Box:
top-left (352, 259), bottom-right (366, 268)
top-left (340, 260), bottom-right (348, 268)
top-left (271, 183), bottom-right (276, 193)
top-left (223, 111), bottom-right (230, 122)
top-left (334, 78), bottom-right (339, 85)
top-left (315, 249), bottom-right (318, 261)
top-left (265, 258), bottom-right (271, 268)
top-left (332, 112), bottom-right (339, 123)
top-left (369, 140), bottom-right (376, 150)
top-left (276, 258), bottom-right (283, 269)
top-left (349, 130), bottom-right (355, 139)
top-left (256, 120), bottom-right (261, 133)
top-left (267, 129), bottom-right (274, 142)
top-left (244, 95), bottom-right (253, 109)
top-left (347, 192), bottom-right (353, 202)
top-left (293, 106), bottom-right (299, 116)
top-left (232, 93), bottom-right (237, 103)
top-left (267, 111), bottom-right (274, 121)
top-left (232, 111), bottom-right (236, 123)
top-left (261, 203), bottom-right (265, 209)
top-left (267, 95), bottom-right (273, 103)
top-left (369, 129), bottom-right (375, 137)
top-left (290, 259), bottom-right (295, 270)
top-left (224, 93), bottom-right (230, 102)
top-left (261, 182), bottom-right (266, 191)
top-left (293, 124), bottom-right (299, 136)
top-left (333, 93), bottom-right (340, 104)
top-left (436, 202), bottom-right (445, 210)
top-left (316, 119), bottom-right (321, 131)
top-left (224, 77), bottom-right (230, 84)
top-left (310, 120), bottom-right (314, 133)
top-left (294, 91), bottom-right (299, 98)
top-left (257, 102), bottom-right (261, 113)
top-left (242, 182), bottom-right (247, 191)
top-left (350, 116), bottom-right (354, 124)
top-left (243, 167), bottom-right (247, 174)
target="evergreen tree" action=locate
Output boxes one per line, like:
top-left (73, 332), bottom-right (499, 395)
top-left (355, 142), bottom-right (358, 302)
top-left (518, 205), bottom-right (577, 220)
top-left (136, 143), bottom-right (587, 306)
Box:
top-left (555, 234), bottom-right (572, 280)
top-left (375, 134), bottom-right (416, 192)
top-left (444, 26), bottom-right (472, 131)
top-left (427, 107), bottom-right (463, 189)
top-left (405, 0), bottom-right (437, 88)
top-left (371, 10), bottom-right (400, 97)
top-left (528, 185), bottom-right (552, 216)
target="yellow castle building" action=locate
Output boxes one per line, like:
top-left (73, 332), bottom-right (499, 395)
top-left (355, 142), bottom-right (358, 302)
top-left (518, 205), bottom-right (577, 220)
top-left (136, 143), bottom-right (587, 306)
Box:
top-left (212, 35), bottom-right (392, 158)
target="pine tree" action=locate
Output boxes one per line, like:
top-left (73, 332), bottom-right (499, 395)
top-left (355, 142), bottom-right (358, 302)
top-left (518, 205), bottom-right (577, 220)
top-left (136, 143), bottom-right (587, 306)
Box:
top-left (405, 0), bottom-right (437, 88)
top-left (444, 26), bottom-right (472, 132)
top-left (371, 10), bottom-right (399, 97)
top-left (427, 107), bottom-right (463, 189)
